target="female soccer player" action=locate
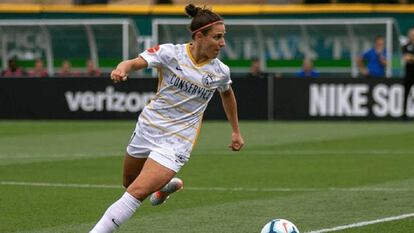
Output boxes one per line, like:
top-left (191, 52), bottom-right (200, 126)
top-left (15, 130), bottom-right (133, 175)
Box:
top-left (90, 4), bottom-right (244, 232)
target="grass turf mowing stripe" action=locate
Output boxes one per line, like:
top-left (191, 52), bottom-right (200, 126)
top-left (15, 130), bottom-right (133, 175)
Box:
top-left (306, 213), bottom-right (414, 233)
top-left (1, 181), bottom-right (413, 192)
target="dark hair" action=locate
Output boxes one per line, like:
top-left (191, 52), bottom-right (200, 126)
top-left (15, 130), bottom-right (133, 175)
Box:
top-left (185, 4), bottom-right (223, 39)
top-left (375, 35), bottom-right (384, 41)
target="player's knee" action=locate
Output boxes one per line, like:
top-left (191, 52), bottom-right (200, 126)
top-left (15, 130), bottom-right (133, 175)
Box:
top-left (126, 185), bottom-right (151, 202)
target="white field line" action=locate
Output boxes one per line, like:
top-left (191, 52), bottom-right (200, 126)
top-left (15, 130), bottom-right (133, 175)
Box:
top-left (0, 181), bottom-right (413, 192)
top-left (306, 213), bottom-right (414, 233)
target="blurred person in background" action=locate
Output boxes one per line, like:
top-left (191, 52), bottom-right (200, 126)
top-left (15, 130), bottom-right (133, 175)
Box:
top-left (84, 58), bottom-right (101, 77)
top-left (89, 4), bottom-right (244, 233)
top-left (246, 58), bottom-right (266, 79)
top-left (1, 57), bottom-right (25, 77)
top-left (28, 59), bottom-right (49, 78)
top-left (357, 35), bottom-right (387, 78)
top-left (295, 58), bottom-right (319, 78)
top-left (57, 59), bottom-right (78, 77)
top-left (402, 27), bottom-right (414, 120)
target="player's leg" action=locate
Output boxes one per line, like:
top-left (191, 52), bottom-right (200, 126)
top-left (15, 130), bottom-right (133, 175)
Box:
top-left (124, 152), bottom-right (183, 205)
top-left (89, 158), bottom-right (176, 233)
top-left (126, 157), bottom-right (176, 201)
top-left (408, 77), bottom-right (414, 118)
top-left (403, 76), bottom-right (414, 119)
top-left (403, 76), bottom-right (410, 119)
top-left (122, 153), bottom-right (147, 188)
top-left (123, 130), bottom-right (151, 188)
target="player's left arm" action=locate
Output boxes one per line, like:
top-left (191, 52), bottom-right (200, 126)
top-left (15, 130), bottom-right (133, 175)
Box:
top-left (219, 87), bottom-right (245, 151)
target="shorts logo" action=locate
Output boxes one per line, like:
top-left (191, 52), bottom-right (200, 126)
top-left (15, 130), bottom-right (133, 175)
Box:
top-left (202, 73), bottom-right (215, 87)
top-left (147, 45), bottom-right (160, 53)
top-left (174, 152), bottom-right (188, 165)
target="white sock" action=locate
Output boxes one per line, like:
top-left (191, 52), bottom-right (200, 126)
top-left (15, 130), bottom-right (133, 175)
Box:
top-left (90, 192), bottom-right (141, 233)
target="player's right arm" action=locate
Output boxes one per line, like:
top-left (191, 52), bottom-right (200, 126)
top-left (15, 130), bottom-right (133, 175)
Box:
top-left (111, 56), bottom-right (148, 83)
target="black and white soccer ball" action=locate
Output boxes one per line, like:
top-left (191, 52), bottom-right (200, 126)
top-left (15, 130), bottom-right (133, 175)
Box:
top-left (260, 219), bottom-right (300, 233)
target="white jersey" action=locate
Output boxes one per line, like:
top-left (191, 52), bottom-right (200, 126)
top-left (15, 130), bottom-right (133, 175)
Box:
top-left (135, 43), bottom-right (231, 159)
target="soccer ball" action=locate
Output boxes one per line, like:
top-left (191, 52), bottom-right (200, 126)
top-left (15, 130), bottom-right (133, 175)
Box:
top-left (260, 219), bottom-right (300, 233)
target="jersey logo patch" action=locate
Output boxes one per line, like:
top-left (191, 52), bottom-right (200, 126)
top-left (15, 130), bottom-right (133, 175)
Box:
top-left (202, 73), bottom-right (214, 87)
top-left (147, 45), bottom-right (160, 53)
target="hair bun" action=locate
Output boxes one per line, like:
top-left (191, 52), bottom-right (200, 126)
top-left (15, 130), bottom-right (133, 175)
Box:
top-left (185, 4), bottom-right (200, 18)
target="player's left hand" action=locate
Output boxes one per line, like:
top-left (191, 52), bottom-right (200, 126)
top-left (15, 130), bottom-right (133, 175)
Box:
top-left (229, 132), bottom-right (244, 151)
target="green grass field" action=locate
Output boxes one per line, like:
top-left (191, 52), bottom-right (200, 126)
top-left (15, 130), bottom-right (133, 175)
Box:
top-left (1, 121), bottom-right (414, 233)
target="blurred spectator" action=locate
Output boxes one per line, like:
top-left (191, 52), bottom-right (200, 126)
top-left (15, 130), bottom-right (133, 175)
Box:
top-left (1, 57), bottom-right (25, 77)
top-left (357, 35), bottom-right (387, 78)
top-left (57, 59), bottom-right (79, 77)
top-left (402, 27), bottom-right (414, 119)
top-left (246, 58), bottom-right (266, 79)
top-left (296, 58), bottom-right (319, 78)
top-left (84, 59), bottom-right (101, 77)
top-left (28, 59), bottom-right (49, 78)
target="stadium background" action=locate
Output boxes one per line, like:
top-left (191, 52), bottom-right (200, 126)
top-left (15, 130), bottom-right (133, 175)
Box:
top-left (1, 1), bottom-right (414, 233)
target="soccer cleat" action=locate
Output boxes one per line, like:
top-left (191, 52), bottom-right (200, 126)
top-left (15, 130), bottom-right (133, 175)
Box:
top-left (149, 177), bottom-right (183, 206)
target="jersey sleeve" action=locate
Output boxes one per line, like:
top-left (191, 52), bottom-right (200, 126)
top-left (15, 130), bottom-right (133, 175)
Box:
top-left (139, 44), bottom-right (175, 68)
top-left (217, 63), bottom-right (232, 93)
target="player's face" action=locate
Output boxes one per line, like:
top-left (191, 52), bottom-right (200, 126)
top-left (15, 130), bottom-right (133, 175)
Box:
top-left (200, 24), bottom-right (226, 59)
top-left (375, 38), bottom-right (385, 50)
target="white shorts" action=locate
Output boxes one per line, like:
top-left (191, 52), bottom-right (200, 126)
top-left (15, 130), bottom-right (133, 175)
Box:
top-left (126, 130), bottom-right (189, 173)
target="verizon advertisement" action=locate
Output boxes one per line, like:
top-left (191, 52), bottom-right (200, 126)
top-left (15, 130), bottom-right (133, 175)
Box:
top-left (0, 78), bottom-right (158, 119)
top-left (65, 86), bottom-right (155, 113)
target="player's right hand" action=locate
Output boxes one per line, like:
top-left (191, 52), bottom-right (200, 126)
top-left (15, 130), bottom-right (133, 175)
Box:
top-left (228, 132), bottom-right (244, 152)
top-left (111, 69), bottom-right (128, 83)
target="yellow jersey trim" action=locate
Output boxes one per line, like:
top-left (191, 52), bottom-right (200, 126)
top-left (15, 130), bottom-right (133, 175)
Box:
top-left (148, 107), bottom-right (198, 130)
top-left (186, 43), bottom-right (212, 68)
top-left (140, 114), bottom-right (194, 144)
top-left (157, 95), bottom-right (194, 115)
top-left (191, 114), bottom-right (204, 150)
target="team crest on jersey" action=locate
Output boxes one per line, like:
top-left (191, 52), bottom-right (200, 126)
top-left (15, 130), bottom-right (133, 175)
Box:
top-left (147, 45), bottom-right (160, 53)
top-left (202, 73), bottom-right (215, 87)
